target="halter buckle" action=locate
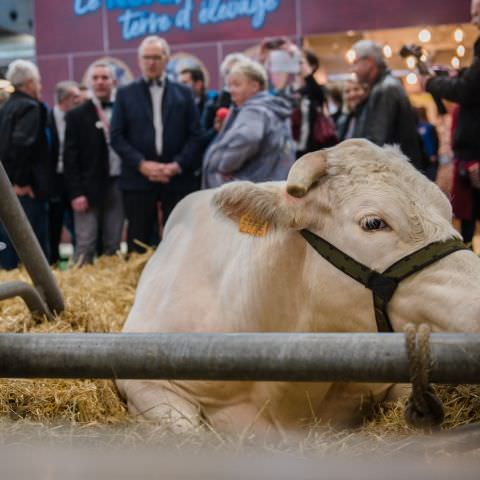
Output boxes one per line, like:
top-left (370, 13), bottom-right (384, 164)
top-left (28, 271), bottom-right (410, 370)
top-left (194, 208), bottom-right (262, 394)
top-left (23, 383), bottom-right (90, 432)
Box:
top-left (366, 271), bottom-right (398, 302)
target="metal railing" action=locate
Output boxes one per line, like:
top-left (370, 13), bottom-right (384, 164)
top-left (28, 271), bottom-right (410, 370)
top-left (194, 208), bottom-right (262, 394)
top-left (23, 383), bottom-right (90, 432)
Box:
top-left (0, 332), bottom-right (478, 382)
top-left (0, 161), bottom-right (64, 319)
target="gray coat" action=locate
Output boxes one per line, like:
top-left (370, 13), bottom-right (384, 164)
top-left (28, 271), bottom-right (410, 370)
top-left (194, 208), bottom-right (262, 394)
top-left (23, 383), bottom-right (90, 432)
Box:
top-left (202, 92), bottom-right (295, 189)
top-left (359, 70), bottom-right (424, 169)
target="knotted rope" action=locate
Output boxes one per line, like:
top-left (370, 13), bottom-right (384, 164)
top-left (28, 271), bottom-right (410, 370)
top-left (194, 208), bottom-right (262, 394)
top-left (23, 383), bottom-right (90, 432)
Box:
top-left (404, 323), bottom-right (445, 430)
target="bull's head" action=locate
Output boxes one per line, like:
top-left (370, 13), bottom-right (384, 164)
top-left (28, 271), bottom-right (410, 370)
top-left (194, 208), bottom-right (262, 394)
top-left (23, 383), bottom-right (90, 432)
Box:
top-left (214, 139), bottom-right (480, 334)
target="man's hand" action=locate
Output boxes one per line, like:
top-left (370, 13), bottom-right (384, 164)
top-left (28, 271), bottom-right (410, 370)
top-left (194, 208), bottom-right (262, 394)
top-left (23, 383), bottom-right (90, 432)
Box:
top-left (163, 162), bottom-right (182, 177)
top-left (139, 160), bottom-right (181, 183)
top-left (71, 195), bottom-right (89, 213)
top-left (13, 185), bottom-right (35, 198)
top-left (139, 160), bottom-right (170, 183)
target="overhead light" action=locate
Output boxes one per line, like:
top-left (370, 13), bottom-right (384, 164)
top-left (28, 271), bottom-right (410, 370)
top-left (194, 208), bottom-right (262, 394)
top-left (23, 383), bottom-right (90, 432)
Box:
top-left (406, 56), bottom-right (416, 69)
top-left (406, 73), bottom-right (418, 85)
top-left (420, 54), bottom-right (428, 62)
top-left (346, 30), bottom-right (356, 37)
top-left (383, 44), bottom-right (392, 58)
top-left (456, 44), bottom-right (466, 57)
top-left (454, 27), bottom-right (464, 43)
top-left (418, 28), bottom-right (431, 43)
top-left (451, 56), bottom-right (460, 69)
top-left (346, 49), bottom-right (356, 63)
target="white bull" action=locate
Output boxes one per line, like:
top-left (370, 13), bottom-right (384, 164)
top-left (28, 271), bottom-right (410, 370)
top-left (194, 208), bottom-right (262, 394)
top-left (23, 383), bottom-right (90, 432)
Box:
top-left (117, 139), bottom-right (480, 433)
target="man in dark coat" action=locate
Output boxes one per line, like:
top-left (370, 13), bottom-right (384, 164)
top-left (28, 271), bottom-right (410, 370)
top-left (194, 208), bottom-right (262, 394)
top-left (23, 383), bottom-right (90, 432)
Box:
top-left (0, 60), bottom-right (52, 270)
top-left (111, 35), bottom-right (204, 253)
top-left (422, 0), bottom-right (480, 243)
top-left (351, 40), bottom-right (424, 171)
top-left (178, 67), bottom-right (217, 131)
top-left (63, 61), bottom-right (124, 265)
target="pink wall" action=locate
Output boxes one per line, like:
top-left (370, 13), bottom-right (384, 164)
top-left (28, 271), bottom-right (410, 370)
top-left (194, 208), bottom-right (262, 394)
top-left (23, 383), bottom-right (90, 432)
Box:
top-left (35, 0), bottom-right (470, 105)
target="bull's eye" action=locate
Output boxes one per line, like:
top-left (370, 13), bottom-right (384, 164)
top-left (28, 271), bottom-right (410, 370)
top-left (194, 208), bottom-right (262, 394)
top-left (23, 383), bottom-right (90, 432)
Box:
top-left (360, 216), bottom-right (389, 231)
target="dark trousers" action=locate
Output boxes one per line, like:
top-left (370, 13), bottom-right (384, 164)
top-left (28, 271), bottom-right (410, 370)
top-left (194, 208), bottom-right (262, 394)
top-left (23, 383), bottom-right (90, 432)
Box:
top-left (461, 188), bottom-right (480, 244)
top-left (123, 188), bottom-right (188, 253)
top-left (48, 192), bottom-right (74, 264)
top-left (0, 196), bottom-right (49, 270)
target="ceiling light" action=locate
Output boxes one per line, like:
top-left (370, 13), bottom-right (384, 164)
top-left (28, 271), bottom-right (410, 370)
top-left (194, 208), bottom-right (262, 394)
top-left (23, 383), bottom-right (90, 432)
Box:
top-left (406, 56), bottom-right (416, 69)
top-left (406, 73), bottom-right (418, 85)
top-left (451, 56), bottom-right (460, 69)
top-left (454, 28), bottom-right (464, 43)
top-left (456, 45), bottom-right (465, 57)
top-left (418, 28), bottom-right (431, 43)
top-left (383, 44), bottom-right (392, 58)
top-left (346, 49), bottom-right (356, 63)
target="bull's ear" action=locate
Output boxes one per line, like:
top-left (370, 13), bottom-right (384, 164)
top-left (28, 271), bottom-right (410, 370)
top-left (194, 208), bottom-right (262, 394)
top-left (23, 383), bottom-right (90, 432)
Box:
top-left (214, 150), bottom-right (330, 229)
top-left (212, 180), bottom-right (320, 230)
top-left (213, 181), bottom-right (284, 225)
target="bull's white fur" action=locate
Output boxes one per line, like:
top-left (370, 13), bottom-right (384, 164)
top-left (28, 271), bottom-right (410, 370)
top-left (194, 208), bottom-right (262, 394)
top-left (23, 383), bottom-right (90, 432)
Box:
top-left (117, 139), bottom-right (480, 433)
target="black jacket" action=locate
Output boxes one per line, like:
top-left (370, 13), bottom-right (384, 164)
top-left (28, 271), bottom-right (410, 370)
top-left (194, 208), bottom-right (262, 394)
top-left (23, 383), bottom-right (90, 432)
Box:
top-left (110, 78), bottom-right (204, 193)
top-left (0, 91), bottom-right (53, 200)
top-left (359, 70), bottom-right (424, 169)
top-left (336, 99), bottom-right (368, 142)
top-left (63, 99), bottom-right (110, 206)
top-left (427, 39), bottom-right (480, 161)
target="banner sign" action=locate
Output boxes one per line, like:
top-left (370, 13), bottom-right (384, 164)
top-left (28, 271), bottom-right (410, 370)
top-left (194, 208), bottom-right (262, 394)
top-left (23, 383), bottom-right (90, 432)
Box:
top-left (73, 0), bottom-right (282, 41)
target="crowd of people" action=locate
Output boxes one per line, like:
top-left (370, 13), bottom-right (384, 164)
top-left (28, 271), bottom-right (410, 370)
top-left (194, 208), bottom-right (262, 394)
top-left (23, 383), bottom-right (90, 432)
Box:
top-left (0, 0), bottom-right (479, 269)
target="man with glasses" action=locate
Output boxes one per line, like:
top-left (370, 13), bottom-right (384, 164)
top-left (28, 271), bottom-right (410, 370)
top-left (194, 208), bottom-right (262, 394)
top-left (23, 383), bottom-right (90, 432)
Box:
top-left (351, 40), bottom-right (424, 172)
top-left (111, 35), bottom-right (203, 253)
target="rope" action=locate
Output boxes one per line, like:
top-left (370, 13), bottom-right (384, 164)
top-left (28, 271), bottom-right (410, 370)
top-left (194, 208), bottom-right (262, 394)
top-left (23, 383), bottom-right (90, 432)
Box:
top-left (404, 323), bottom-right (445, 430)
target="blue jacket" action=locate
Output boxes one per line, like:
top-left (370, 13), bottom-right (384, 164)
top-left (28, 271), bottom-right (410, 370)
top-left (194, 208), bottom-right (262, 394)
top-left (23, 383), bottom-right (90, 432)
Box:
top-left (111, 78), bottom-right (204, 192)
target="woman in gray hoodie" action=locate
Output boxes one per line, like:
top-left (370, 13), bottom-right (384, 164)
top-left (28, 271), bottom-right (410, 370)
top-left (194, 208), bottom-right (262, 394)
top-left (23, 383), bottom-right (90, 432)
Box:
top-left (202, 59), bottom-right (295, 189)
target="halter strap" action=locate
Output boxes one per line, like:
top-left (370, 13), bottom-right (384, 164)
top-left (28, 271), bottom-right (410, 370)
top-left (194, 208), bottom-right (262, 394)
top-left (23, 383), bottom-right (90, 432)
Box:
top-left (300, 229), bottom-right (467, 332)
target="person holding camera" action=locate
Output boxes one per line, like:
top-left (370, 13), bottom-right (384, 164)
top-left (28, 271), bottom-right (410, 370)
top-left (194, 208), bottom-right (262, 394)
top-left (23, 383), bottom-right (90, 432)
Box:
top-left (261, 39), bottom-right (337, 157)
top-left (420, 0), bottom-right (480, 243)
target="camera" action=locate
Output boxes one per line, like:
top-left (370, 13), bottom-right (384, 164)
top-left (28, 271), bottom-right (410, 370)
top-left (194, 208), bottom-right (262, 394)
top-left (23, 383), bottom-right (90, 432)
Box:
top-left (400, 44), bottom-right (451, 76)
top-left (399, 44), bottom-right (429, 74)
top-left (399, 44), bottom-right (448, 114)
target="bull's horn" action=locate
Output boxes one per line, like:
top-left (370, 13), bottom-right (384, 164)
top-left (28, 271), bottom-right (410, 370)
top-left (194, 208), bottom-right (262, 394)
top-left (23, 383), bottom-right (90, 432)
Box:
top-left (286, 150), bottom-right (327, 198)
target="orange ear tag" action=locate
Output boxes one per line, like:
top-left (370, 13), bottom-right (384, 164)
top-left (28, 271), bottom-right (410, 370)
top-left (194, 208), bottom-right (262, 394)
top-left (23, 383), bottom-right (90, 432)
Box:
top-left (239, 213), bottom-right (269, 237)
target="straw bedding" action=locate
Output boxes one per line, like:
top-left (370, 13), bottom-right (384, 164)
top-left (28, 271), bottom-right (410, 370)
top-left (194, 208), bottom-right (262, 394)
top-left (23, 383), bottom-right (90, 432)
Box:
top-left (0, 252), bottom-right (479, 452)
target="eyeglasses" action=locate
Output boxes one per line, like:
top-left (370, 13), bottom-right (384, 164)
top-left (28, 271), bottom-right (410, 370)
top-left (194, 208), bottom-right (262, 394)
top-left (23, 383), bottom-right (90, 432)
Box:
top-left (141, 55), bottom-right (165, 62)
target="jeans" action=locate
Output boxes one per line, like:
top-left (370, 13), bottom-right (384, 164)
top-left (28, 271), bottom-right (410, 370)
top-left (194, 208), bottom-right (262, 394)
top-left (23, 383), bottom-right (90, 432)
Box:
top-left (0, 196), bottom-right (49, 270)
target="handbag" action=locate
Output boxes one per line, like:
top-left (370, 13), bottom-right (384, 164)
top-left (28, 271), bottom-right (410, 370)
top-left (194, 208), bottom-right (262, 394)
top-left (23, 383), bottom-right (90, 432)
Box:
top-left (312, 108), bottom-right (338, 147)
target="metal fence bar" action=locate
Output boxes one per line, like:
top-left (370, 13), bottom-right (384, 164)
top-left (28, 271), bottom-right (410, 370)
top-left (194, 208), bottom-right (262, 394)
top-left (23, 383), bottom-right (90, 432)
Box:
top-left (0, 332), bottom-right (479, 382)
top-left (0, 281), bottom-right (53, 319)
top-left (0, 162), bottom-right (64, 314)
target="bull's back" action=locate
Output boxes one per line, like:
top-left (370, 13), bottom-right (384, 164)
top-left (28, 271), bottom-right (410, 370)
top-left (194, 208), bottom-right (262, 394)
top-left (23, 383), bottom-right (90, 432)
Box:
top-left (123, 189), bottom-right (247, 333)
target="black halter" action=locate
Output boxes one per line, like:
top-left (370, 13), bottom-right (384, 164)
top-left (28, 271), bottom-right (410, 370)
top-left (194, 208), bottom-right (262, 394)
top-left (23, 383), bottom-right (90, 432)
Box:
top-left (300, 229), bottom-right (467, 332)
